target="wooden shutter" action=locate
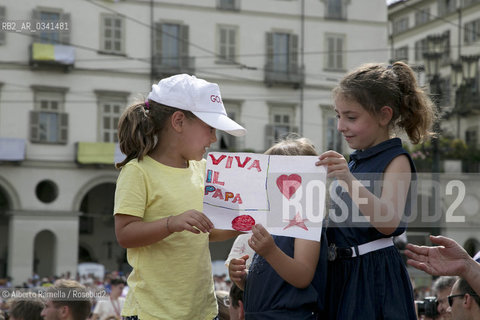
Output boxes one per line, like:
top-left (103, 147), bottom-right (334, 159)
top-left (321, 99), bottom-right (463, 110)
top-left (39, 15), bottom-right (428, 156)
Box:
top-left (0, 7), bottom-right (5, 45)
top-left (336, 37), bottom-right (343, 69)
top-left (179, 24), bottom-right (189, 67)
top-left (265, 124), bottom-right (274, 150)
top-left (266, 32), bottom-right (273, 70)
top-left (289, 34), bottom-right (298, 73)
top-left (59, 12), bottom-right (71, 44)
top-left (59, 113), bottom-right (68, 144)
top-left (155, 22), bottom-right (162, 56)
top-left (229, 27), bottom-right (236, 60)
top-left (31, 9), bottom-right (41, 42)
top-left (30, 111), bottom-right (40, 142)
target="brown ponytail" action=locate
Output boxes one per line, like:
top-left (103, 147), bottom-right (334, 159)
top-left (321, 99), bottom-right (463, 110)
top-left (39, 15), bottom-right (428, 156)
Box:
top-left (333, 61), bottom-right (437, 144)
top-left (115, 100), bottom-right (194, 169)
top-left (391, 61), bottom-right (436, 144)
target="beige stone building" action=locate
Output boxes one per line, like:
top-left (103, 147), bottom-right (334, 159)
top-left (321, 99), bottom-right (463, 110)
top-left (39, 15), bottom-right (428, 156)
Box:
top-left (0, 0), bottom-right (389, 285)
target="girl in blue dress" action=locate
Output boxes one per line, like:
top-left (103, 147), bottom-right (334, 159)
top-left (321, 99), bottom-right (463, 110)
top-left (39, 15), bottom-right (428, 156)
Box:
top-left (229, 136), bottom-right (328, 319)
top-left (316, 61), bottom-right (436, 319)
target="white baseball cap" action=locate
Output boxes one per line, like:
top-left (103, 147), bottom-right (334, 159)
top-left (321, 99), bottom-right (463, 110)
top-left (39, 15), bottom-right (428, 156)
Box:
top-left (147, 74), bottom-right (246, 136)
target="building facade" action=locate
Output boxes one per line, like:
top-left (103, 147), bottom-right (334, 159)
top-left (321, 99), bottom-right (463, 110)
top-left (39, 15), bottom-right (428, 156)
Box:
top-left (0, 0), bottom-right (388, 285)
top-left (388, 0), bottom-right (480, 287)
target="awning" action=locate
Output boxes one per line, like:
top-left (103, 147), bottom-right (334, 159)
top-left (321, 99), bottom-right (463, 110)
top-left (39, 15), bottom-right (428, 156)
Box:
top-left (32, 42), bottom-right (75, 65)
top-left (0, 137), bottom-right (26, 161)
top-left (76, 142), bottom-right (126, 165)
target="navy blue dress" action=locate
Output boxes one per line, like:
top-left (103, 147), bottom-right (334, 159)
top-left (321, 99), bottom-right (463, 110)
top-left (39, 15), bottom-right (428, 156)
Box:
top-left (243, 227), bottom-right (328, 320)
top-left (326, 138), bottom-right (417, 320)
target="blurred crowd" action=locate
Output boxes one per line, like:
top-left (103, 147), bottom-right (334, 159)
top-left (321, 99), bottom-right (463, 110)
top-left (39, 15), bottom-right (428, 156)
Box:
top-left (0, 270), bottom-right (234, 320)
top-left (0, 271), bottom-right (128, 320)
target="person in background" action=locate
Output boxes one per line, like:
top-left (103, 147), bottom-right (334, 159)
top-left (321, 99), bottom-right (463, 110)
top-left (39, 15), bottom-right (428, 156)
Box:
top-left (215, 290), bottom-right (230, 320)
top-left (316, 61), bottom-right (436, 319)
top-left (225, 233), bottom-right (255, 272)
top-left (405, 235), bottom-right (480, 296)
top-left (8, 298), bottom-right (44, 320)
top-left (432, 276), bottom-right (456, 320)
top-left (228, 283), bottom-right (244, 320)
top-left (40, 279), bottom-right (92, 320)
top-left (447, 277), bottom-right (480, 320)
top-left (114, 74), bottom-right (245, 319)
top-left (92, 278), bottom-right (126, 320)
top-left (473, 250), bottom-right (480, 263)
top-left (229, 136), bottom-right (328, 319)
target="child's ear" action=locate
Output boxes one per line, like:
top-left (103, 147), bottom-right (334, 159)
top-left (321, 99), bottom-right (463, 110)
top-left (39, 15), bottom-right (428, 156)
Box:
top-left (379, 106), bottom-right (393, 126)
top-left (171, 111), bottom-right (186, 132)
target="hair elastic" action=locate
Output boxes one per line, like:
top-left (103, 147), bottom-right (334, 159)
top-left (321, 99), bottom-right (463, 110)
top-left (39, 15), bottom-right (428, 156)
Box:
top-left (144, 100), bottom-right (150, 110)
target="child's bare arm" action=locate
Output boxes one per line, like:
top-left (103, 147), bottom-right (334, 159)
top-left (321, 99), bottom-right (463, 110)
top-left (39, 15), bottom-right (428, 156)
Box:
top-left (228, 255), bottom-right (249, 290)
top-left (250, 224), bottom-right (320, 289)
top-left (115, 210), bottom-right (214, 248)
top-left (209, 229), bottom-right (242, 242)
top-left (317, 151), bottom-right (411, 235)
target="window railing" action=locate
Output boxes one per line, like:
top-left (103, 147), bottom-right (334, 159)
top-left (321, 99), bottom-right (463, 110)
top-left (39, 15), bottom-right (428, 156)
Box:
top-left (152, 55), bottom-right (195, 78)
top-left (217, 0), bottom-right (240, 11)
top-left (264, 63), bottom-right (304, 87)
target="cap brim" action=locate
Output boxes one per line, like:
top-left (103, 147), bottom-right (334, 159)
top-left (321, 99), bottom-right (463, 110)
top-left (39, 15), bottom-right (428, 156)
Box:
top-left (193, 112), bottom-right (246, 137)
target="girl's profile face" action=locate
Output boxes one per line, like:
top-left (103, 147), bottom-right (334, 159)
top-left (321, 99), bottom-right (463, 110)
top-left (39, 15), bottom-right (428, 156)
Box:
top-left (179, 116), bottom-right (217, 161)
top-left (334, 95), bottom-right (389, 150)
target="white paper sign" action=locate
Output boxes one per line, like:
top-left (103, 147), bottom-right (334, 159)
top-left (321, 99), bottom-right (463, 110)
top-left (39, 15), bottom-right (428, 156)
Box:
top-left (203, 152), bottom-right (327, 241)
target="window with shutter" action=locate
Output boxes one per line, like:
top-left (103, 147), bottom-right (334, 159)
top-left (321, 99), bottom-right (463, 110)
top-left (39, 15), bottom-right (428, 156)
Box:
top-left (415, 38), bottom-right (428, 62)
top-left (217, 25), bottom-right (237, 63)
top-left (179, 24), bottom-right (190, 68)
top-left (322, 106), bottom-right (343, 153)
top-left (38, 10), bottom-right (61, 44)
top-left (0, 7), bottom-right (5, 45)
top-left (272, 33), bottom-right (289, 73)
top-left (153, 23), bottom-right (193, 76)
top-left (30, 9), bottom-right (71, 45)
top-left (163, 23), bottom-right (180, 67)
top-left (217, 0), bottom-right (239, 10)
top-left (31, 88), bottom-right (68, 144)
top-left (59, 12), bottom-right (71, 45)
top-left (96, 92), bottom-right (127, 143)
top-left (211, 101), bottom-right (242, 151)
top-left (325, 34), bottom-right (345, 71)
top-left (415, 7), bottom-right (430, 26)
top-left (325, 0), bottom-right (348, 20)
top-left (100, 14), bottom-right (124, 54)
top-left (438, 0), bottom-right (456, 16)
top-left (394, 46), bottom-right (409, 62)
top-left (265, 32), bottom-right (302, 86)
top-left (392, 17), bottom-right (409, 35)
top-left (464, 20), bottom-right (480, 44)
top-left (266, 105), bottom-right (295, 149)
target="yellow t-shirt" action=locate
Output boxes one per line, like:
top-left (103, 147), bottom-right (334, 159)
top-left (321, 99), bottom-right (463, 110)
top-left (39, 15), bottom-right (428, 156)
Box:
top-left (114, 156), bottom-right (217, 320)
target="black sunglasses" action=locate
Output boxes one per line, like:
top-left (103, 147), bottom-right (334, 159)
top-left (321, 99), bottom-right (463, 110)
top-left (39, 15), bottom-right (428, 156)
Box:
top-left (448, 293), bottom-right (479, 307)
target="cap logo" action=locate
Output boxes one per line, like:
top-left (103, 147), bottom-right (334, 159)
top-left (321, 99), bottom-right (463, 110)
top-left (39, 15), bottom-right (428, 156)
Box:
top-left (210, 95), bottom-right (223, 103)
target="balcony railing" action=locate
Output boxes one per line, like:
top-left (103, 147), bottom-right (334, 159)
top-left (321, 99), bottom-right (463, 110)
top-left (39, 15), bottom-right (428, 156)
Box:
top-left (152, 55), bottom-right (195, 78)
top-left (0, 138), bottom-right (26, 162)
top-left (29, 42), bottom-right (75, 71)
top-left (264, 63), bottom-right (304, 88)
top-left (75, 142), bottom-right (125, 166)
top-left (216, 0), bottom-right (240, 11)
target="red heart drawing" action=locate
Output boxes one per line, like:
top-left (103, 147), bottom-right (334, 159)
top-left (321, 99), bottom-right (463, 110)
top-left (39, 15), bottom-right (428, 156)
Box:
top-left (276, 174), bottom-right (302, 200)
top-left (231, 215), bottom-right (255, 231)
